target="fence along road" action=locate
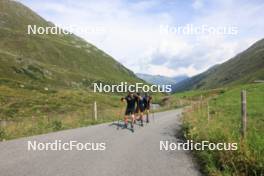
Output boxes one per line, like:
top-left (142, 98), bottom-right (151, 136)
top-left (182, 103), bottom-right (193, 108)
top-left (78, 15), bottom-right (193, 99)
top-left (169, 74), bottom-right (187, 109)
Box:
top-left (0, 109), bottom-right (200, 176)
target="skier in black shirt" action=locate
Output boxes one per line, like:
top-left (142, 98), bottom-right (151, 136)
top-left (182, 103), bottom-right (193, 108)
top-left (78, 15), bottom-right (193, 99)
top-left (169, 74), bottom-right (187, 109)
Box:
top-left (143, 93), bottom-right (152, 123)
top-left (121, 92), bottom-right (137, 132)
top-left (135, 92), bottom-right (145, 126)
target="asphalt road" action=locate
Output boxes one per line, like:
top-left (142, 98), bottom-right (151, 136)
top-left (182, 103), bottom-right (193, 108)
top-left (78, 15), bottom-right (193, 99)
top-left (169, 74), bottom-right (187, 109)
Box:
top-left (0, 109), bottom-right (201, 176)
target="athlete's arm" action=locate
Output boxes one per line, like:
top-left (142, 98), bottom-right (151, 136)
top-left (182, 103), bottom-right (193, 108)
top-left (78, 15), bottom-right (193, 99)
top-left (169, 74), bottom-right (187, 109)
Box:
top-left (120, 97), bottom-right (126, 102)
top-left (133, 93), bottom-right (139, 98)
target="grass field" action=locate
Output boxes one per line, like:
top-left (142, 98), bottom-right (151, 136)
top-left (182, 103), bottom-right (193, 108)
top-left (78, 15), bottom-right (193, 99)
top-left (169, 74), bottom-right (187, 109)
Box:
top-left (0, 84), bottom-right (125, 140)
top-left (179, 83), bottom-right (264, 175)
top-left (0, 81), bottom-right (166, 141)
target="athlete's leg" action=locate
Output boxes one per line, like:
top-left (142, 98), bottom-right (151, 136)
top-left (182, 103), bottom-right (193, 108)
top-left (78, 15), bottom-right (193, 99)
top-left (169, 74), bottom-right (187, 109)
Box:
top-left (135, 108), bottom-right (140, 121)
top-left (130, 114), bottom-right (135, 131)
top-left (140, 111), bottom-right (144, 126)
top-left (123, 115), bottom-right (129, 128)
top-left (131, 114), bottom-right (136, 123)
top-left (134, 112), bottom-right (139, 123)
top-left (146, 109), bottom-right (149, 123)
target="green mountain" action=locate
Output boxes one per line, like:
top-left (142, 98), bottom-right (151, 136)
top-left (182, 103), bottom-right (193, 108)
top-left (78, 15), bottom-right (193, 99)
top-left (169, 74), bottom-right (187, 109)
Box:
top-left (0, 0), bottom-right (141, 90)
top-left (0, 0), bottom-right (145, 140)
top-left (173, 39), bottom-right (264, 92)
top-left (136, 73), bottom-right (188, 85)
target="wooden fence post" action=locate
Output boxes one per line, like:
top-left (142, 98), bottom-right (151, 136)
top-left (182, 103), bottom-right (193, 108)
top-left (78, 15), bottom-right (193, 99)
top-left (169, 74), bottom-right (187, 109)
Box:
top-left (94, 101), bottom-right (97, 121)
top-left (207, 101), bottom-right (210, 122)
top-left (200, 95), bottom-right (203, 109)
top-left (241, 90), bottom-right (247, 138)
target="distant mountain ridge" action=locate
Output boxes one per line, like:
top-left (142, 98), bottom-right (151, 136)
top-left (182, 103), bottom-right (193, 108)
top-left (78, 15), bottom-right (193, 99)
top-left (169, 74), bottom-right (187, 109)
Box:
top-left (172, 39), bottom-right (264, 92)
top-left (136, 73), bottom-right (188, 85)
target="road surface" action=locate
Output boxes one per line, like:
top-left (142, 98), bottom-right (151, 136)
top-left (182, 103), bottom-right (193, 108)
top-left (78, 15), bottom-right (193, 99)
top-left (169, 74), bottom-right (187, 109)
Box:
top-left (0, 109), bottom-right (201, 176)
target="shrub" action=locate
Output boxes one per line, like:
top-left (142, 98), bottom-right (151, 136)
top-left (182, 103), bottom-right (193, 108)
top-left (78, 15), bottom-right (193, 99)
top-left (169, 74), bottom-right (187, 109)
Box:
top-left (51, 120), bottom-right (62, 131)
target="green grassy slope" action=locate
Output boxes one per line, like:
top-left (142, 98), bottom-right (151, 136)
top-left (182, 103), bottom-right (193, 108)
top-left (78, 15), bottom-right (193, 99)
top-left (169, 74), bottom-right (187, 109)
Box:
top-left (0, 0), bottom-right (141, 89)
top-left (179, 83), bottom-right (264, 175)
top-left (0, 0), bottom-right (145, 140)
top-left (173, 39), bottom-right (264, 92)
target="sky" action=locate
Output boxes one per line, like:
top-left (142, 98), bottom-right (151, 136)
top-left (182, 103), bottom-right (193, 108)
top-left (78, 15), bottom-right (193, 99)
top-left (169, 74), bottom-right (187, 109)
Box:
top-left (18, 0), bottom-right (264, 77)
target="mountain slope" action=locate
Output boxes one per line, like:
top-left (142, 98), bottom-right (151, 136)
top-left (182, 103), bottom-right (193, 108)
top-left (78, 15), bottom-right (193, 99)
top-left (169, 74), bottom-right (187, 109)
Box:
top-left (136, 73), bottom-right (188, 85)
top-left (173, 39), bottom-right (264, 92)
top-left (0, 0), bottom-right (141, 89)
top-left (0, 0), bottom-right (144, 139)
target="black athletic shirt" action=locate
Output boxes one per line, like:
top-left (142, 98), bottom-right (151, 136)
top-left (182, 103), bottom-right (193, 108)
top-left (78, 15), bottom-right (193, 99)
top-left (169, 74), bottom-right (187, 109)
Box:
top-left (143, 96), bottom-right (152, 109)
top-left (124, 95), bottom-right (136, 110)
top-left (136, 96), bottom-right (145, 108)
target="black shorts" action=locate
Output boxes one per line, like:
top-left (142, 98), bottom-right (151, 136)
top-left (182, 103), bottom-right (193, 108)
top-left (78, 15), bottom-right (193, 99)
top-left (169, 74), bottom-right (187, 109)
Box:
top-left (125, 108), bottom-right (135, 115)
top-left (136, 106), bottom-right (145, 113)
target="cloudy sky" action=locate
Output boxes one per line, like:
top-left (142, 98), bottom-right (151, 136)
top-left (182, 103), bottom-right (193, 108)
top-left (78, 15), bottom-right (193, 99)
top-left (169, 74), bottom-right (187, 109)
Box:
top-left (19, 0), bottom-right (264, 77)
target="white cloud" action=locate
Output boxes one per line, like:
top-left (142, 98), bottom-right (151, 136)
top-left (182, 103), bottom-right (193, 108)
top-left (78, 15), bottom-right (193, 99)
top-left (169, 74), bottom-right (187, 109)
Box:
top-left (19, 0), bottom-right (264, 77)
top-left (192, 0), bottom-right (204, 10)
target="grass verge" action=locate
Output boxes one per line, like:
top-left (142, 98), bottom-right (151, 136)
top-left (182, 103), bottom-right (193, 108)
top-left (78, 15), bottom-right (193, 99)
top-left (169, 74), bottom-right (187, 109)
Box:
top-left (180, 83), bottom-right (264, 175)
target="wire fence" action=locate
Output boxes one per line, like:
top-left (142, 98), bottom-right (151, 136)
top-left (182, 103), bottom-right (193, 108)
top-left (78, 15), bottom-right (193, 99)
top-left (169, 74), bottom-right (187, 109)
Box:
top-left (184, 89), bottom-right (264, 139)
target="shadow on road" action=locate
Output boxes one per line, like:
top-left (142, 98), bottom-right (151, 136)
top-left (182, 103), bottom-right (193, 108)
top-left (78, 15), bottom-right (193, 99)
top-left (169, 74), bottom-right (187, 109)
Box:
top-left (109, 121), bottom-right (145, 133)
top-left (109, 121), bottom-right (134, 132)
